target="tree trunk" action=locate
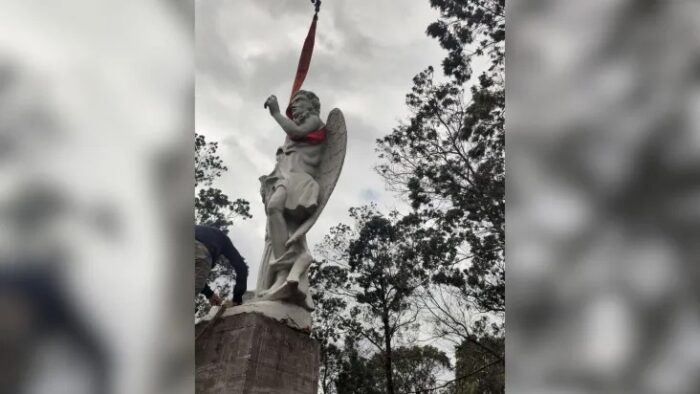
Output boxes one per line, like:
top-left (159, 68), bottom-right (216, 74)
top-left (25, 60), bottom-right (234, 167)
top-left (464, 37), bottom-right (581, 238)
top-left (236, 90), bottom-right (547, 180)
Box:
top-left (321, 353), bottom-right (329, 394)
top-left (383, 314), bottom-right (395, 394)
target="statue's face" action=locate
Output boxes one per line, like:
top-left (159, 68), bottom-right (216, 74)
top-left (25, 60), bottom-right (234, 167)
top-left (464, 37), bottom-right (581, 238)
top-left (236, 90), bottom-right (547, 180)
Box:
top-left (290, 94), bottom-right (314, 122)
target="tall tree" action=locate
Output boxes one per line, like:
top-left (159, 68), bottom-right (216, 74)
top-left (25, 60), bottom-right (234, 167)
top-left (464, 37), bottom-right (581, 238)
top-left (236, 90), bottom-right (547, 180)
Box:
top-left (312, 205), bottom-right (443, 394)
top-left (376, 1), bottom-right (505, 389)
top-left (376, 0), bottom-right (505, 327)
top-left (309, 263), bottom-right (347, 394)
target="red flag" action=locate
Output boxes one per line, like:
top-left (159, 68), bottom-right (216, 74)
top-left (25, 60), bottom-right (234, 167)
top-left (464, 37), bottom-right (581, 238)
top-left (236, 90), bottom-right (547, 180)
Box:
top-left (286, 14), bottom-right (319, 119)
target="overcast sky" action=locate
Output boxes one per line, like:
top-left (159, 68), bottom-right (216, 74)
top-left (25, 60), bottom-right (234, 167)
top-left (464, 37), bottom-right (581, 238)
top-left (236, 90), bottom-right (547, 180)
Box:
top-left (196, 0), bottom-right (444, 287)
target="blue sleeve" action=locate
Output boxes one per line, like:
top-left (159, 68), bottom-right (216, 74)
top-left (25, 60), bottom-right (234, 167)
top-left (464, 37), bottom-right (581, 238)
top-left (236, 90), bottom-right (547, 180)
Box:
top-left (224, 247), bottom-right (248, 303)
top-left (201, 284), bottom-right (214, 299)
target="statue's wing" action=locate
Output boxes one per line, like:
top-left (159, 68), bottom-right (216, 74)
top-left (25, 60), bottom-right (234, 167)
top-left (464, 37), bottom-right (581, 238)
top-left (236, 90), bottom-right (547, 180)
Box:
top-left (289, 108), bottom-right (347, 242)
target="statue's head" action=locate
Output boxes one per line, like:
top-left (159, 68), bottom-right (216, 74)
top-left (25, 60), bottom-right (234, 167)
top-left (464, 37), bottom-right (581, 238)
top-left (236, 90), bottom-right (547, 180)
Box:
top-left (290, 90), bottom-right (320, 123)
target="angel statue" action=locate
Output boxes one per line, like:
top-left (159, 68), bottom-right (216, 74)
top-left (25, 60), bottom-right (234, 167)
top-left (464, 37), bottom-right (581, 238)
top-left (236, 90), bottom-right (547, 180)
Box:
top-left (225, 89), bottom-right (346, 330)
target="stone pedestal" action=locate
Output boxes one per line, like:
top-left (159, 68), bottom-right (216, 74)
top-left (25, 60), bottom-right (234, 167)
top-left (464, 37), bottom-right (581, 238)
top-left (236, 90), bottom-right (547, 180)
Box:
top-left (195, 312), bottom-right (320, 394)
top-left (223, 300), bottom-right (312, 332)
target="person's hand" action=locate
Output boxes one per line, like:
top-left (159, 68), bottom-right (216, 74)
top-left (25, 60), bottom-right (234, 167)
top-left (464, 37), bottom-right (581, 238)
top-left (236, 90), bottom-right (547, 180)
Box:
top-left (208, 293), bottom-right (223, 306)
top-left (264, 95), bottom-right (280, 115)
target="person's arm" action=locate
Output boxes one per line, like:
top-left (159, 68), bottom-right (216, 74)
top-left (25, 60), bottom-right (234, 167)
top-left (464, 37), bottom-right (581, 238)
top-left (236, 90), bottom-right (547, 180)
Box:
top-left (223, 247), bottom-right (248, 305)
top-left (200, 284), bottom-right (214, 299)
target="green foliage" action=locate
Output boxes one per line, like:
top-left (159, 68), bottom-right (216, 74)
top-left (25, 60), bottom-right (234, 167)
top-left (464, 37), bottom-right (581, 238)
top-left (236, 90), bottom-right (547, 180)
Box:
top-left (390, 345), bottom-right (452, 393)
top-left (426, 0), bottom-right (504, 83)
top-left (376, 0), bottom-right (505, 320)
top-left (335, 339), bottom-right (383, 394)
top-left (374, 0), bottom-right (506, 389)
top-left (195, 188), bottom-right (251, 231)
top-left (313, 0), bottom-right (506, 390)
top-left (454, 336), bottom-right (504, 394)
top-left (329, 338), bottom-right (451, 394)
top-left (194, 133), bottom-right (251, 232)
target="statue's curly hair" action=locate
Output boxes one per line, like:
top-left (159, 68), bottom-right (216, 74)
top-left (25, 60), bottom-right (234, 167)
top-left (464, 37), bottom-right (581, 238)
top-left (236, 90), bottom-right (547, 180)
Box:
top-left (293, 90), bottom-right (321, 116)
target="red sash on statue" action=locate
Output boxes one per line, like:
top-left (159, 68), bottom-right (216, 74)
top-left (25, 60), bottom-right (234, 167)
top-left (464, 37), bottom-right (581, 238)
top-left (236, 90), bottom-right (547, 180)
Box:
top-left (291, 127), bottom-right (326, 145)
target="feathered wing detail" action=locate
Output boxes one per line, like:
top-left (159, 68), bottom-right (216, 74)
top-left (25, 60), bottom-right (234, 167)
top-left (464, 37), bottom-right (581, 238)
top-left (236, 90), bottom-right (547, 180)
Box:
top-left (288, 108), bottom-right (347, 242)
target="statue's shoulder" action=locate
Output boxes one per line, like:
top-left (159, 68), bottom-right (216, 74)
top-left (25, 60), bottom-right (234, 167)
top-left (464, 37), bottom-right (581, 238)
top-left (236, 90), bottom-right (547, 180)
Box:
top-left (306, 114), bottom-right (324, 131)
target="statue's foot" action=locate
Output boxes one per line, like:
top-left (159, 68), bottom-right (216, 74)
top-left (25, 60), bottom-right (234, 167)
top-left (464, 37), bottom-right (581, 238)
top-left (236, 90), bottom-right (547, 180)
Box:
top-left (259, 279), bottom-right (306, 304)
top-left (260, 281), bottom-right (292, 301)
top-left (257, 273), bottom-right (286, 298)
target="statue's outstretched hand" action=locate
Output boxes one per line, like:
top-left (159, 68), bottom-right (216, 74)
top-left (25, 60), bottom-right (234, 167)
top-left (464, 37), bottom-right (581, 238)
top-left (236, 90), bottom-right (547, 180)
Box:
top-left (264, 95), bottom-right (280, 115)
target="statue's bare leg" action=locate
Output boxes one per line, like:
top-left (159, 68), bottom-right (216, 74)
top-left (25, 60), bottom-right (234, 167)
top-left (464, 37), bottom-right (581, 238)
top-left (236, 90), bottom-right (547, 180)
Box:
top-left (270, 269), bottom-right (288, 292)
top-left (266, 187), bottom-right (288, 260)
top-left (287, 251), bottom-right (312, 286)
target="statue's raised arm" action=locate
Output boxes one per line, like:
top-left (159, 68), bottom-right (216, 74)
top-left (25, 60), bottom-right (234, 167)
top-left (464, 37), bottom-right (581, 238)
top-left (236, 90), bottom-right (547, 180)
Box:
top-left (265, 94), bottom-right (324, 139)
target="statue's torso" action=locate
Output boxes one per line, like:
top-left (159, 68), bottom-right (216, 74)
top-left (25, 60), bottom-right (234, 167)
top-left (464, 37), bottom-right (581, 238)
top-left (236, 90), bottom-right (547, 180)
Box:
top-left (279, 136), bottom-right (324, 179)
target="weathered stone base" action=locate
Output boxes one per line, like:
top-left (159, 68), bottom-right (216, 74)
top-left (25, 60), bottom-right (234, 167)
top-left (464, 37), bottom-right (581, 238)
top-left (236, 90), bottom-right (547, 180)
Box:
top-left (223, 300), bottom-right (312, 332)
top-left (195, 312), bottom-right (320, 394)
